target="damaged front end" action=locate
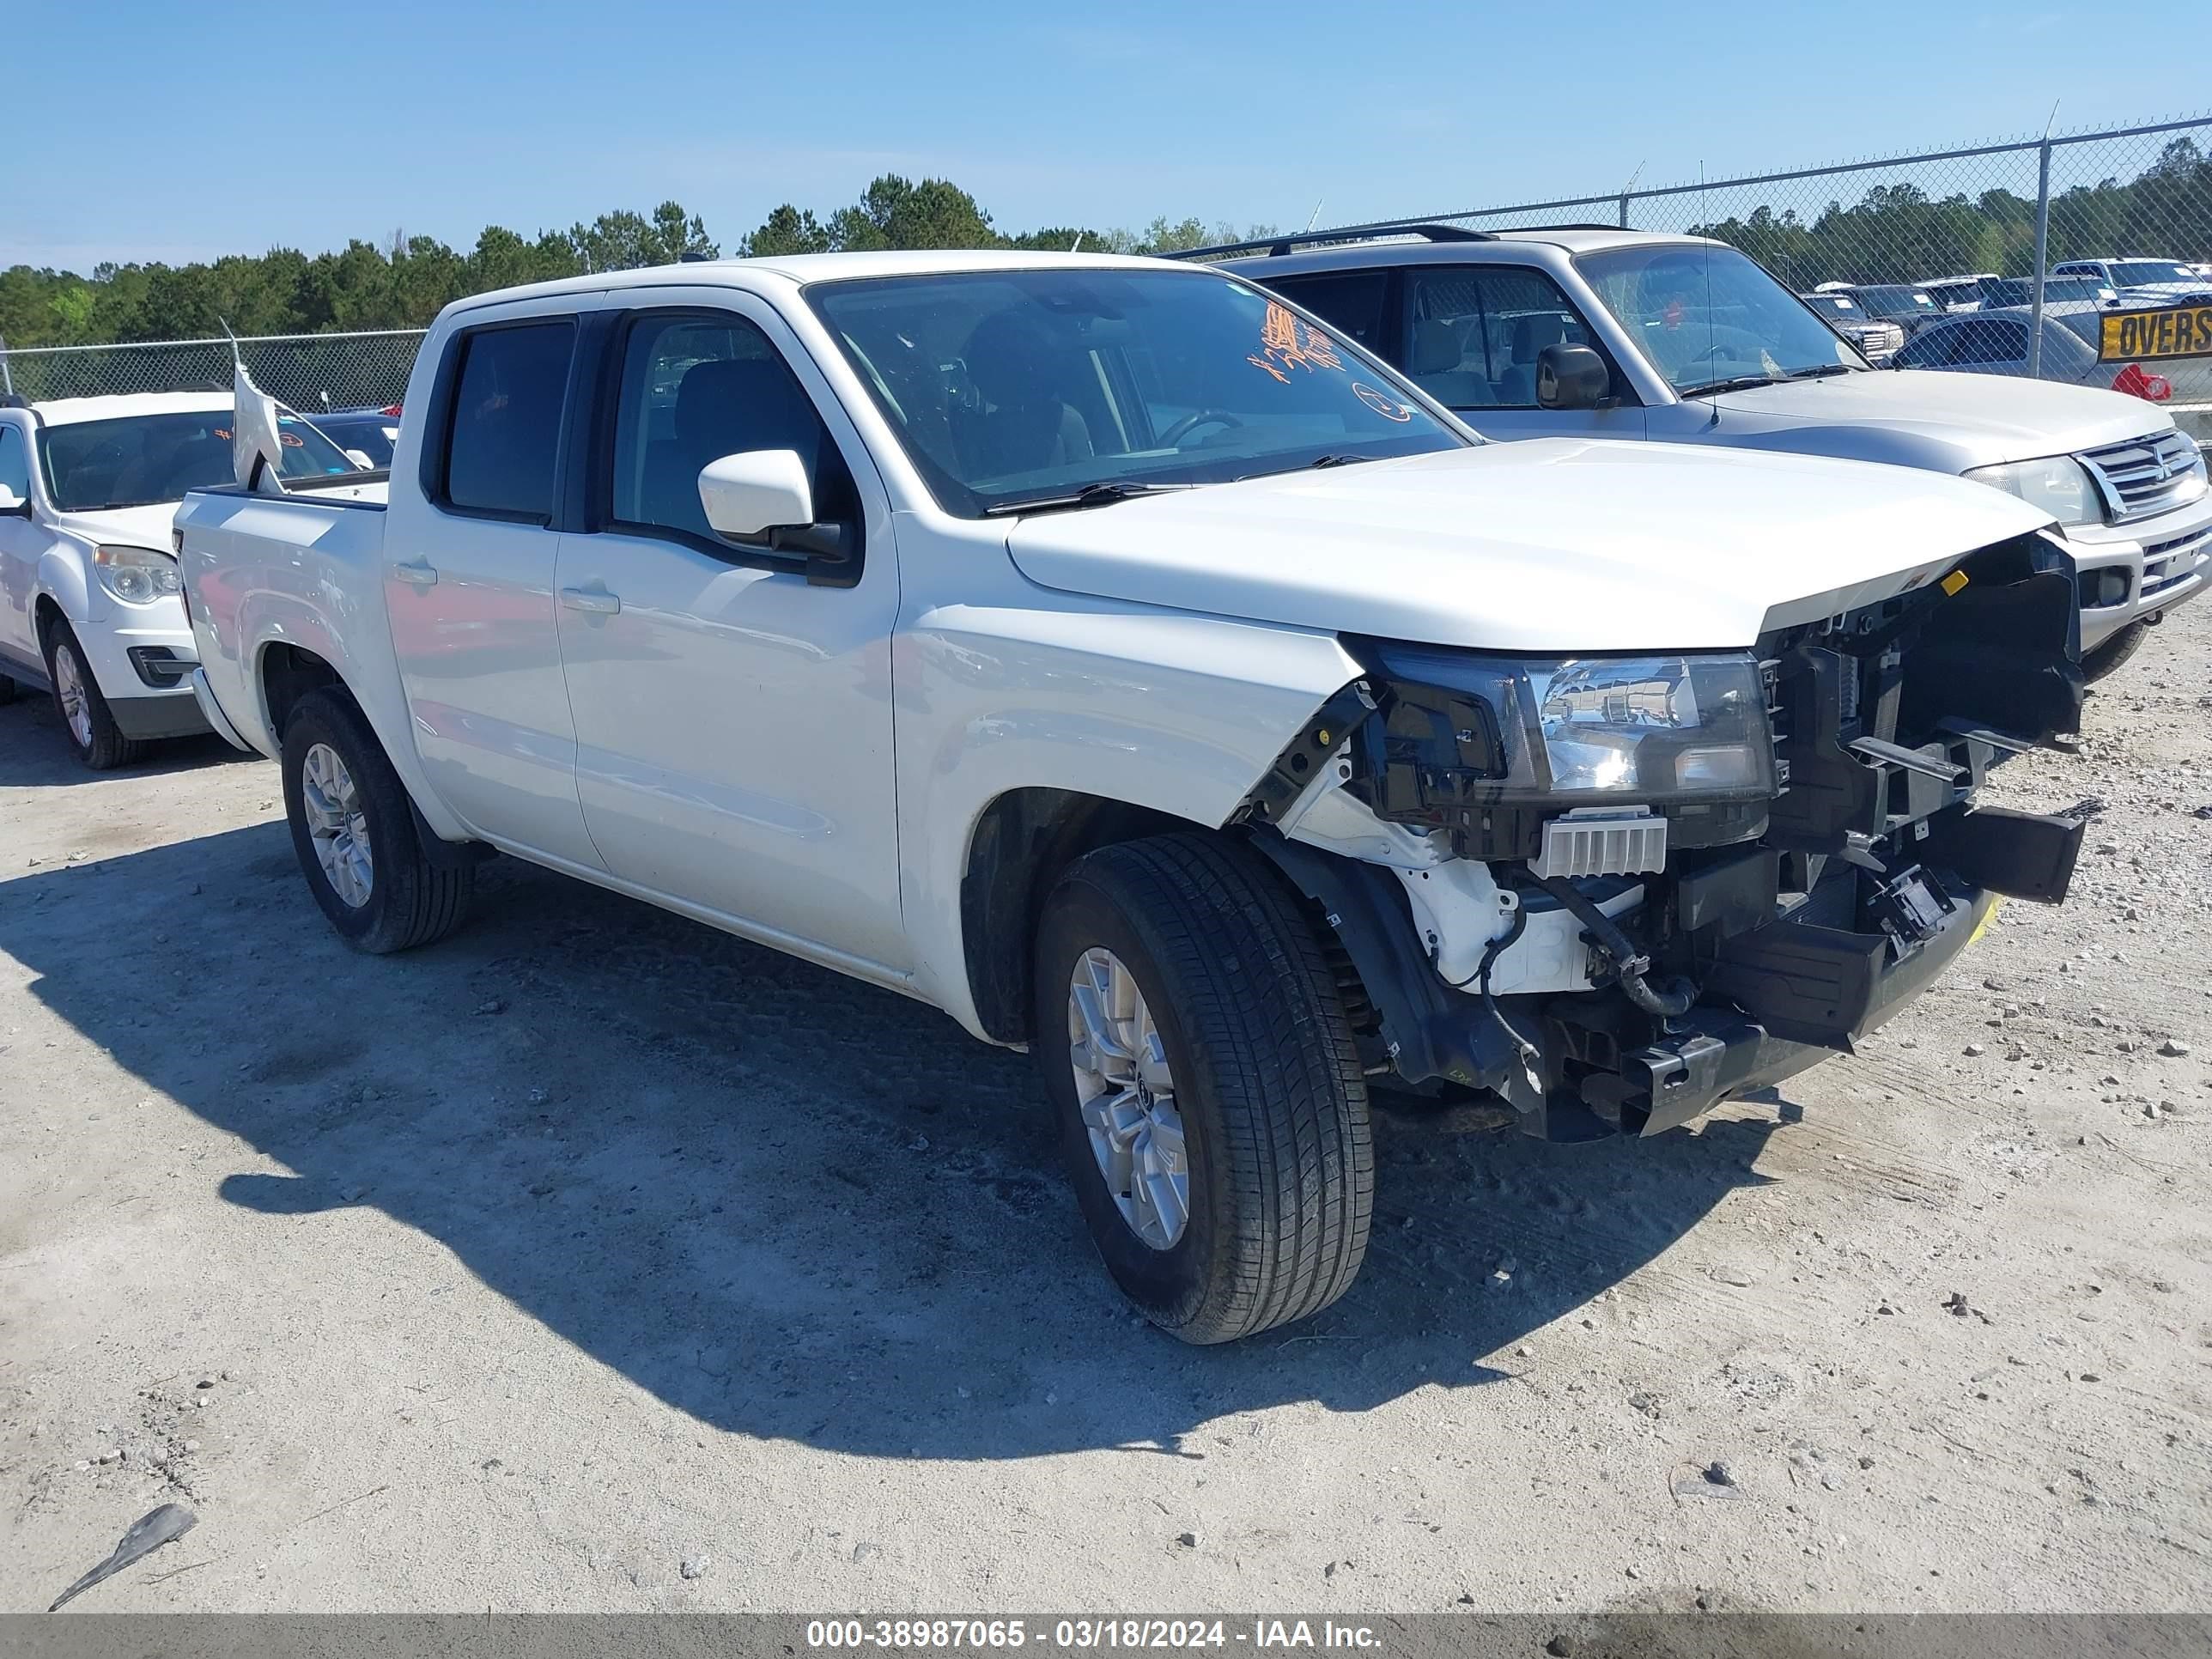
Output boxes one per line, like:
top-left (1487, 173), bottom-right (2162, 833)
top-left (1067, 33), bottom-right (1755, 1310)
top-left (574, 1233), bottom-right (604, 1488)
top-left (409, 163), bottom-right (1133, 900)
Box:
top-left (1239, 532), bottom-right (2087, 1141)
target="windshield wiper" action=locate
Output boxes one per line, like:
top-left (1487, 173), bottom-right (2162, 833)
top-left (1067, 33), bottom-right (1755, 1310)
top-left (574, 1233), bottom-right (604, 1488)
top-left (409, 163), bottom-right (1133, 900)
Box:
top-left (1306, 453), bottom-right (1371, 469)
top-left (982, 481), bottom-right (1193, 517)
top-left (1675, 373), bottom-right (1786, 397)
top-left (1784, 363), bottom-right (1856, 380)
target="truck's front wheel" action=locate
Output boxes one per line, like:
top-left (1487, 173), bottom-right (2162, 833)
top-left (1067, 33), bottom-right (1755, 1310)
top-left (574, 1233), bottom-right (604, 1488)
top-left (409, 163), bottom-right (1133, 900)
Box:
top-left (281, 689), bottom-right (475, 954)
top-left (1033, 834), bottom-right (1372, 1344)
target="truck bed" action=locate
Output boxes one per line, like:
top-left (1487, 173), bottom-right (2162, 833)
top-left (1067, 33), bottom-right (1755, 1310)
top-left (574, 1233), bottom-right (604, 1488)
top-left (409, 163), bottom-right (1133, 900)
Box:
top-left (175, 481), bottom-right (395, 765)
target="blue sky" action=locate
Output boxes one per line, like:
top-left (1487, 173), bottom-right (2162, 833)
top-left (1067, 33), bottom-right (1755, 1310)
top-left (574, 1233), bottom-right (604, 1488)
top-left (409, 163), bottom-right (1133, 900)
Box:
top-left (7, 0), bottom-right (2202, 272)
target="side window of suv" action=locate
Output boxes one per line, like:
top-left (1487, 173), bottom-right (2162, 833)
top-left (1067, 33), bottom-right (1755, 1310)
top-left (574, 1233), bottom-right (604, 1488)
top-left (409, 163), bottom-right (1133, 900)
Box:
top-left (437, 319), bottom-right (577, 521)
top-left (1403, 267), bottom-right (1603, 410)
top-left (0, 423), bottom-right (28, 501)
top-left (1267, 271), bottom-right (1391, 349)
top-left (605, 310), bottom-right (862, 558)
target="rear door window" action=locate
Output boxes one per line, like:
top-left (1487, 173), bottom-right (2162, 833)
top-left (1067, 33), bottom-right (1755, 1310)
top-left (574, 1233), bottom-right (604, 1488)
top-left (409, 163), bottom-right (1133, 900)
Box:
top-left (1404, 266), bottom-right (1603, 409)
top-left (439, 320), bottom-right (576, 521)
top-left (1267, 271), bottom-right (1391, 349)
top-left (0, 424), bottom-right (28, 501)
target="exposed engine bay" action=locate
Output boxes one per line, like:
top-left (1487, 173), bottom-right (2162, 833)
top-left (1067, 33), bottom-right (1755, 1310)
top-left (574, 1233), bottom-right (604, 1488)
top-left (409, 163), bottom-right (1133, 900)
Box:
top-left (1240, 531), bottom-right (2088, 1140)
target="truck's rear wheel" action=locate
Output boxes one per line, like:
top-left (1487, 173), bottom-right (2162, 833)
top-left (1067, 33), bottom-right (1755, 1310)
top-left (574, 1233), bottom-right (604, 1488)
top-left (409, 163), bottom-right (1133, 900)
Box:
top-left (1033, 833), bottom-right (1372, 1344)
top-left (2082, 618), bottom-right (2148, 684)
top-left (281, 689), bottom-right (474, 954)
top-left (44, 622), bottom-right (148, 770)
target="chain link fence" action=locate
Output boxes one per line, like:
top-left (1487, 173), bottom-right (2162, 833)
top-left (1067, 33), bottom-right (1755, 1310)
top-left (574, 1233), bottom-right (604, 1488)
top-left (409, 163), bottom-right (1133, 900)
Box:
top-left (0, 328), bottom-right (427, 413)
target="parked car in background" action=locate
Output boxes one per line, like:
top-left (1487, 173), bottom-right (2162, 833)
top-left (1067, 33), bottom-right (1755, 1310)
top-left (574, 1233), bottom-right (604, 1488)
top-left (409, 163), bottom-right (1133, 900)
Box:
top-left (1922, 274), bottom-right (1999, 313)
top-left (2051, 258), bottom-right (2206, 307)
top-left (307, 405), bottom-right (403, 468)
top-left (1889, 304), bottom-right (2161, 392)
top-left (1978, 276), bottom-right (2118, 310)
top-left (0, 390), bottom-right (368, 767)
top-left (1836, 283), bottom-right (1946, 334)
top-left (1799, 290), bottom-right (1905, 362)
top-left (1222, 228), bottom-right (2210, 680)
top-left (177, 250), bottom-right (2089, 1342)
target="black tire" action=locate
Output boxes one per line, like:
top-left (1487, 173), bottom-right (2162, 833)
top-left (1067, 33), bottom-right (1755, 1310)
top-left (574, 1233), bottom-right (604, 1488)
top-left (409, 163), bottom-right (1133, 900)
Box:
top-left (280, 687), bottom-right (474, 954)
top-left (1033, 833), bottom-right (1372, 1344)
top-left (43, 621), bottom-right (148, 770)
top-left (2081, 619), bottom-right (2148, 684)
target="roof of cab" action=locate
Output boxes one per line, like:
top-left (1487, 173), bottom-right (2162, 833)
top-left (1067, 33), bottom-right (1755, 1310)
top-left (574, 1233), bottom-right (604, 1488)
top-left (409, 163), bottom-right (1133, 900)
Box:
top-left (22, 390), bottom-right (235, 426)
top-left (442, 249), bottom-right (1206, 318)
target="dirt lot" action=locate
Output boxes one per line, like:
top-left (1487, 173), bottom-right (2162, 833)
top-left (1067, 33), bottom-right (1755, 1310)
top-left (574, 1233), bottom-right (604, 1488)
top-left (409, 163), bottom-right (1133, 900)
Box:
top-left (2, 607), bottom-right (2209, 1619)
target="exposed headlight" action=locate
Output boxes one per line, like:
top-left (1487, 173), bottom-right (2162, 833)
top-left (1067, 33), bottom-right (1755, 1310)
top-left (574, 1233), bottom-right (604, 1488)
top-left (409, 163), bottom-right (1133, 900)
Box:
top-left (2179, 445), bottom-right (2210, 501)
top-left (93, 544), bottom-right (184, 605)
top-left (1964, 456), bottom-right (2102, 526)
top-left (1367, 646), bottom-right (1778, 808)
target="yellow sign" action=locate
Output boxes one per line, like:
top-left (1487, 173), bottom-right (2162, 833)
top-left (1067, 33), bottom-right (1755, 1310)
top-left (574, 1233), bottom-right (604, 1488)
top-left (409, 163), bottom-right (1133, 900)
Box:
top-left (2098, 304), bottom-right (2212, 362)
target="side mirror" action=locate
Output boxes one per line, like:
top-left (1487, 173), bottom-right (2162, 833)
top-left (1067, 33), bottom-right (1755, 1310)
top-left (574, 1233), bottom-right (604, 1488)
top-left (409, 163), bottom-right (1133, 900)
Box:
top-left (697, 448), bottom-right (858, 589)
top-left (1535, 343), bottom-right (1610, 410)
top-left (0, 484), bottom-right (27, 517)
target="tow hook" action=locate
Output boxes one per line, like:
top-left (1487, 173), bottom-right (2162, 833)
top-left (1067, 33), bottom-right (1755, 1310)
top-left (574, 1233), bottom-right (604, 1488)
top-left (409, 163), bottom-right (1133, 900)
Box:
top-left (1868, 865), bottom-right (1954, 963)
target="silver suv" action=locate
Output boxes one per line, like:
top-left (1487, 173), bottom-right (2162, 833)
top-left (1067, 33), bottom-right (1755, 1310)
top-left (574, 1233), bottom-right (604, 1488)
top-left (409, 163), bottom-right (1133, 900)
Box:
top-left (1216, 227), bottom-right (2210, 680)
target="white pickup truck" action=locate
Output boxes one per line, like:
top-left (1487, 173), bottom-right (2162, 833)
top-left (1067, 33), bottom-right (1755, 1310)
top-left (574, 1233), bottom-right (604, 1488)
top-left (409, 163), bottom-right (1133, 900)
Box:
top-left (178, 251), bottom-right (2089, 1342)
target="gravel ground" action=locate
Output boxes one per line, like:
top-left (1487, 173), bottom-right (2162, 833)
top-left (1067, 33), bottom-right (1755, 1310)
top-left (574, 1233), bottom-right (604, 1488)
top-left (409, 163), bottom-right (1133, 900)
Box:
top-left (1, 605), bottom-right (2209, 1619)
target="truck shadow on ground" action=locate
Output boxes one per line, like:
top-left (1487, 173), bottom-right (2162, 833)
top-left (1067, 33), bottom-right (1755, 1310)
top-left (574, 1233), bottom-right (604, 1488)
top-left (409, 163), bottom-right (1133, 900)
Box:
top-left (1, 788), bottom-right (1788, 1462)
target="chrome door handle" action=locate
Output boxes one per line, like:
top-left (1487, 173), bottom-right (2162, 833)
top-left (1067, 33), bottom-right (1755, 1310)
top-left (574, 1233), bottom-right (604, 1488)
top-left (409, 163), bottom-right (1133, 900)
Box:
top-left (391, 560), bottom-right (438, 587)
top-left (560, 586), bottom-right (621, 615)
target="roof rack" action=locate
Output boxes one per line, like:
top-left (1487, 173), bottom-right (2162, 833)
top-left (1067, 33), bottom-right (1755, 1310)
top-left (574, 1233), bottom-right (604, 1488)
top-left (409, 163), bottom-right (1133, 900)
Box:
top-left (1169, 222), bottom-right (1495, 262)
top-left (1483, 222), bottom-right (1640, 235)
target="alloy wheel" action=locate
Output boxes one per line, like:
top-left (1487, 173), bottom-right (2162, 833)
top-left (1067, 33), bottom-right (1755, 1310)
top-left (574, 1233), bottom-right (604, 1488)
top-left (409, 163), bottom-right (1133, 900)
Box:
top-left (301, 741), bottom-right (374, 908)
top-left (1067, 946), bottom-right (1188, 1250)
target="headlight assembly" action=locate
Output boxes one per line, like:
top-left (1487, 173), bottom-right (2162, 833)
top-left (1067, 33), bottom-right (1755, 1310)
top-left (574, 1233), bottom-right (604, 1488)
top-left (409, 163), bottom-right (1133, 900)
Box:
top-left (93, 544), bottom-right (183, 605)
top-left (1369, 645), bottom-right (1776, 805)
top-left (1355, 644), bottom-right (1778, 859)
top-left (1963, 456), bottom-right (2103, 526)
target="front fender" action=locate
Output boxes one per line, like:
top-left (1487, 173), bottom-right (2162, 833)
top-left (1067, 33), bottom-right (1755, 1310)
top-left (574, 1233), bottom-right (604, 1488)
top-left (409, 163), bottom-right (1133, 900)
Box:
top-left (895, 598), bottom-right (1362, 1037)
top-left (35, 542), bottom-right (98, 629)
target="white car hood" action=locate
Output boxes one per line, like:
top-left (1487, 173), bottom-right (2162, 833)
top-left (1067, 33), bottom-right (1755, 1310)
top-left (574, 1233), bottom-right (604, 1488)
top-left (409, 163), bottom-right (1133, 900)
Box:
top-left (46, 501), bottom-right (185, 551)
top-left (1701, 369), bottom-right (2162, 463)
top-left (1005, 441), bottom-right (2054, 653)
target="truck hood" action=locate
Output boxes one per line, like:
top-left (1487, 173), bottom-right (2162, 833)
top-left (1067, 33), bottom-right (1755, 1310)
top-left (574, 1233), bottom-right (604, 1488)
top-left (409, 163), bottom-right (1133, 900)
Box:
top-left (1700, 368), bottom-right (2166, 465)
top-left (46, 502), bottom-right (183, 551)
top-left (1004, 441), bottom-right (2053, 653)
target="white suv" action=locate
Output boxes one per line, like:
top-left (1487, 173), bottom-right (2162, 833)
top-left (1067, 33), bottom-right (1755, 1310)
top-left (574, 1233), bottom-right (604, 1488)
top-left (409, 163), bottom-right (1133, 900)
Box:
top-left (0, 391), bottom-right (362, 766)
top-left (1224, 228), bottom-right (2210, 680)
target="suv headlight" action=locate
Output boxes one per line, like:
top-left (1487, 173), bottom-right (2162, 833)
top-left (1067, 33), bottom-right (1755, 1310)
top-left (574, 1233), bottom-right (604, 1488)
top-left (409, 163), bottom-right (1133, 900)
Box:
top-left (1367, 645), bottom-right (1778, 808)
top-left (93, 544), bottom-right (184, 605)
top-left (1964, 456), bottom-right (2103, 526)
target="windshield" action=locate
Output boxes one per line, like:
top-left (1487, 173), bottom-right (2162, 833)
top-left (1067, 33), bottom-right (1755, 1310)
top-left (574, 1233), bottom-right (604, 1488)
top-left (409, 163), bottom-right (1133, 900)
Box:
top-left (2110, 260), bottom-right (2196, 286)
top-left (805, 268), bottom-right (1462, 516)
top-left (37, 409), bottom-right (361, 511)
top-left (1577, 244), bottom-right (1863, 395)
top-left (1855, 285), bottom-right (1938, 315)
top-left (318, 414), bottom-right (399, 467)
top-left (1804, 294), bottom-right (1858, 315)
